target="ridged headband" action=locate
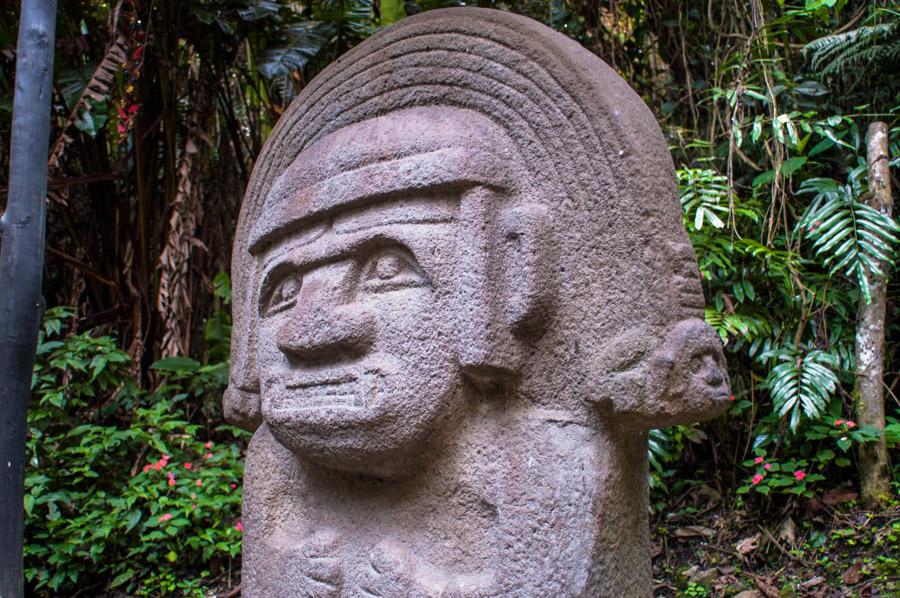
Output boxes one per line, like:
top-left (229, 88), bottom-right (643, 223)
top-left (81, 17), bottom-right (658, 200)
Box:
top-left (225, 7), bottom-right (680, 428)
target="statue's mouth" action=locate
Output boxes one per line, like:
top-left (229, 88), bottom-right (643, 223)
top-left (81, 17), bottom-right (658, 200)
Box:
top-left (272, 377), bottom-right (364, 410)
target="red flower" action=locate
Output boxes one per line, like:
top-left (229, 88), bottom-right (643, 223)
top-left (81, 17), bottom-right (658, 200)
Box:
top-left (754, 456), bottom-right (764, 464)
top-left (794, 470), bottom-right (806, 481)
top-left (229, 483), bottom-right (237, 489)
top-left (235, 521), bottom-right (244, 533)
top-left (846, 421), bottom-right (856, 429)
top-left (142, 464), bottom-right (151, 473)
top-left (158, 513), bottom-right (173, 523)
top-left (196, 479), bottom-right (203, 487)
top-left (835, 419), bottom-right (845, 426)
top-left (751, 473), bottom-right (764, 485)
top-left (204, 441), bottom-right (213, 449)
top-left (729, 394), bottom-right (735, 401)
top-left (183, 462), bottom-right (192, 470)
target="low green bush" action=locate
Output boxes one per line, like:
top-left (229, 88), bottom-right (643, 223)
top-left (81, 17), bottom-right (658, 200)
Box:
top-left (25, 306), bottom-right (247, 596)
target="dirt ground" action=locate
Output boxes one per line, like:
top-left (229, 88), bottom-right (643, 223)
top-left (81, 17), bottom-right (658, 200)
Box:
top-left (651, 484), bottom-right (900, 597)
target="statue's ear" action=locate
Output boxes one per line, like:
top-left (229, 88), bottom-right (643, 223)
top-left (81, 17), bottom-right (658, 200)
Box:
top-left (224, 266), bottom-right (263, 432)
top-left (499, 203), bottom-right (556, 338)
top-left (457, 191), bottom-right (556, 384)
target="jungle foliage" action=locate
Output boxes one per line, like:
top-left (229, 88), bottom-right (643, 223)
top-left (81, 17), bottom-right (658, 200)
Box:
top-left (0, 0), bottom-right (899, 595)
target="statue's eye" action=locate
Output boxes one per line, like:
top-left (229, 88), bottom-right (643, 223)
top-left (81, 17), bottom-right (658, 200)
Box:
top-left (260, 268), bottom-right (302, 317)
top-left (361, 248), bottom-right (426, 293)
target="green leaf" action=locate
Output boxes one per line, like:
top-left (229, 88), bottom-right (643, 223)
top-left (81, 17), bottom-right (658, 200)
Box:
top-left (380, 0), bottom-right (406, 25)
top-left (150, 357), bottom-right (200, 373)
top-left (109, 570), bottom-right (134, 588)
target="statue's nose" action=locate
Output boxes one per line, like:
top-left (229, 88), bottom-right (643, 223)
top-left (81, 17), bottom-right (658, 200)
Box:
top-left (702, 355), bottom-right (725, 387)
top-left (276, 304), bottom-right (376, 363)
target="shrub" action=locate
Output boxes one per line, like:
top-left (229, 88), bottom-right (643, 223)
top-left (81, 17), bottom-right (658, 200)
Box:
top-left (25, 307), bottom-right (247, 596)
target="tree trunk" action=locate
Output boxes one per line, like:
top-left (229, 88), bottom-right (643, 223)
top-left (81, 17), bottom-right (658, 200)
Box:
top-left (855, 121), bottom-right (893, 507)
top-left (0, 1), bottom-right (57, 596)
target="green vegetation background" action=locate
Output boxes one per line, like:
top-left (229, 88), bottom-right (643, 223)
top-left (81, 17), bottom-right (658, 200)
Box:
top-left (1, 0), bottom-right (899, 595)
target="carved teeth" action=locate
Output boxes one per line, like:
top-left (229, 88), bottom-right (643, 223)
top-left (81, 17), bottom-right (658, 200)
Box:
top-left (274, 378), bottom-right (363, 410)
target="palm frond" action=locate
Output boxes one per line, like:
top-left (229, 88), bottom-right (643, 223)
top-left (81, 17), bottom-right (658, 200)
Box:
top-left (762, 347), bottom-right (838, 432)
top-left (798, 177), bottom-right (900, 303)
top-left (677, 167), bottom-right (729, 230)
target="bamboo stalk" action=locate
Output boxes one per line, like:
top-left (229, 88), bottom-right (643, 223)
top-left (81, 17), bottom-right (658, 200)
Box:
top-left (0, 1), bottom-right (58, 595)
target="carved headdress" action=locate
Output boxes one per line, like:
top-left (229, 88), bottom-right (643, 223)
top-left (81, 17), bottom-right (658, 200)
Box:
top-left (226, 7), bottom-right (704, 429)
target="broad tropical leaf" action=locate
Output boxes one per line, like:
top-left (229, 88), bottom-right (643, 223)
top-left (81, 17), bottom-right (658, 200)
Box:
top-left (258, 21), bottom-right (334, 79)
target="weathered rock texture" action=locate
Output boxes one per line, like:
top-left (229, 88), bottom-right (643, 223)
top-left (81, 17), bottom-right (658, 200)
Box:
top-left (225, 7), bottom-right (731, 596)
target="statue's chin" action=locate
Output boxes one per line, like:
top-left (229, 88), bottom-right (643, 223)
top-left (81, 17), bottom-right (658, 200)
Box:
top-left (261, 395), bottom-right (447, 478)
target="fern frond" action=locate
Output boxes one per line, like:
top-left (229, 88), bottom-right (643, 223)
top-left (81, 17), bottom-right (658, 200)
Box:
top-left (804, 17), bottom-right (900, 77)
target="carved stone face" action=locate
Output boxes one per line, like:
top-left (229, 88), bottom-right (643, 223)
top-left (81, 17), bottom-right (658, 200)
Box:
top-left (250, 108), bottom-right (521, 476)
top-left (649, 318), bottom-right (731, 424)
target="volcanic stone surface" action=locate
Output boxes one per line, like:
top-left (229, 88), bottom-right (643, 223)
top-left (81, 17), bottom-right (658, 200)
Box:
top-left (225, 7), bottom-right (731, 596)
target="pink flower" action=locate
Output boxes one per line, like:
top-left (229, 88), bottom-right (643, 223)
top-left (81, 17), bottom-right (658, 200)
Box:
top-left (751, 474), bottom-right (764, 485)
top-left (229, 483), bottom-right (237, 490)
top-left (729, 394), bottom-right (735, 401)
top-left (754, 456), bottom-right (764, 464)
top-left (204, 441), bottom-right (213, 449)
top-left (167, 472), bottom-right (176, 486)
top-left (191, 504), bottom-right (197, 510)
top-left (204, 452), bottom-right (213, 460)
top-left (794, 470), bottom-right (806, 481)
top-left (142, 464), bottom-right (151, 473)
top-left (763, 463), bottom-right (772, 470)
top-left (835, 419), bottom-right (845, 426)
top-left (235, 521), bottom-right (244, 533)
top-left (158, 513), bottom-right (173, 523)
top-left (846, 421), bottom-right (856, 429)
top-left (183, 462), bottom-right (192, 470)
top-left (161, 454), bottom-right (170, 462)
top-left (196, 479), bottom-right (203, 487)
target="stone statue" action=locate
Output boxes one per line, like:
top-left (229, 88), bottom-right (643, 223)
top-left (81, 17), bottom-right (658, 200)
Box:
top-left (225, 7), bottom-right (731, 597)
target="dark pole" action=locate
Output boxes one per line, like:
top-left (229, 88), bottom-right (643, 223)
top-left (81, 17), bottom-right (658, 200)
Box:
top-left (0, 1), bottom-right (57, 596)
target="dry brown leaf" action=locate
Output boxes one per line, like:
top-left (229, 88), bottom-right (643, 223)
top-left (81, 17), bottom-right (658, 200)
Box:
top-left (674, 526), bottom-right (716, 539)
top-left (842, 561), bottom-right (863, 585)
top-left (778, 517), bottom-right (797, 545)
top-left (753, 576), bottom-right (781, 598)
top-left (736, 533), bottom-right (761, 556)
top-left (47, 35), bottom-right (129, 172)
top-left (799, 576), bottom-right (825, 590)
top-left (822, 487), bottom-right (858, 507)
